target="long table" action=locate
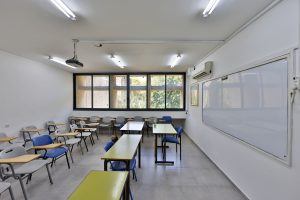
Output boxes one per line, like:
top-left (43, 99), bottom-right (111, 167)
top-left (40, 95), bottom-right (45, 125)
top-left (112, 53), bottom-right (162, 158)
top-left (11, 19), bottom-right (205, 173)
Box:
top-left (120, 121), bottom-right (144, 142)
top-left (153, 124), bottom-right (177, 165)
top-left (101, 134), bottom-right (142, 200)
top-left (68, 171), bottom-right (128, 200)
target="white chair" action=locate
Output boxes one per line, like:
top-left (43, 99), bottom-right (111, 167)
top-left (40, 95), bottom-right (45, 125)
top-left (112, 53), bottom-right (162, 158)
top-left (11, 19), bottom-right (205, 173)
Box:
top-left (114, 116), bottom-right (125, 134)
top-left (21, 125), bottom-right (40, 147)
top-left (99, 117), bottom-right (113, 135)
top-left (0, 181), bottom-right (15, 200)
top-left (70, 124), bottom-right (93, 152)
top-left (146, 117), bottom-right (158, 135)
top-left (0, 146), bottom-right (53, 200)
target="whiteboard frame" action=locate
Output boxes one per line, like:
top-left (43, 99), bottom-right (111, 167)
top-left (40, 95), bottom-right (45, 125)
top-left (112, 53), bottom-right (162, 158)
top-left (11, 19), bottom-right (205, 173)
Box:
top-left (202, 49), bottom-right (296, 166)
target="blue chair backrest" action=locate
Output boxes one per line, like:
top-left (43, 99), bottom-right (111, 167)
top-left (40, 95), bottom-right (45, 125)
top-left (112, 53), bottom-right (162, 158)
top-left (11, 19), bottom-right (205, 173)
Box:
top-left (32, 135), bottom-right (53, 146)
top-left (162, 116), bottom-right (172, 123)
top-left (175, 126), bottom-right (183, 136)
top-left (104, 141), bottom-right (114, 152)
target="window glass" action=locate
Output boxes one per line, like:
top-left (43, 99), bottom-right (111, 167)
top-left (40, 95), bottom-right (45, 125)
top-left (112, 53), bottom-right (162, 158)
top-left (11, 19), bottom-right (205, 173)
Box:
top-left (130, 75), bottom-right (147, 109)
top-left (93, 75), bottom-right (109, 108)
top-left (110, 75), bottom-right (127, 109)
top-left (149, 75), bottom-right (165, 109)
top-left (76, 76), bottom-right (92, 108)
top-left (166, 75), bottom-right (184, 109)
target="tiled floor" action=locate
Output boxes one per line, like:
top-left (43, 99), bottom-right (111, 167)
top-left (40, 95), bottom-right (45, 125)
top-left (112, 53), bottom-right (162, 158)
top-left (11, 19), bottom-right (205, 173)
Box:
top-left (1, 133), bottom-right (247, 200)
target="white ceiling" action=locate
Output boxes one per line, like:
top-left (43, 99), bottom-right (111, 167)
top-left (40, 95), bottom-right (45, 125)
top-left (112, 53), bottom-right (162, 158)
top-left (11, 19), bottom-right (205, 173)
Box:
top-left (0, 0), bottom-right (275, 72)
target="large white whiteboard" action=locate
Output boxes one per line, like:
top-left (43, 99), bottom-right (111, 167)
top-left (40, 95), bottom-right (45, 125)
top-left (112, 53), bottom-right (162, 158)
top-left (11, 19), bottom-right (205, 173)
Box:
top-left (202, 58), bottom-right (288, 160)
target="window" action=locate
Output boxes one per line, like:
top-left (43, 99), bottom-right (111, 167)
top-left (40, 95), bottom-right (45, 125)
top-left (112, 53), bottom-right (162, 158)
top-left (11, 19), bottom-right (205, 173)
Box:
top-left (149, 75), bottom-right (165, 109)
top-left (73, 73), bottom-right (185, 110)
top-left (110, 75), bottom-right (127, 109)
top-left (75, 75), bottom-right (92, 108)
top-left (129, 75), bottom-right (147, 109)
top-left (93, 75), bottom-right (109, 108)
top-left (166, 75), bottom-right (184, 109)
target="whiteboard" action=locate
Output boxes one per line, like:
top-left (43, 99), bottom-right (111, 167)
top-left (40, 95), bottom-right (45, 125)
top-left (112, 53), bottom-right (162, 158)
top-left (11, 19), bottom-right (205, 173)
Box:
top-left (202, 58), bottom-right (289, 160)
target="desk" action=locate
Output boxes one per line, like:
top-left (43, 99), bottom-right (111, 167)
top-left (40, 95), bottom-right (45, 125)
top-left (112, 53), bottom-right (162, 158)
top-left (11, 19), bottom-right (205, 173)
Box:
top-left (68, 171), bottom-right (128, 200)
top-left (31, 143), bottom-right (63, 150)
top-left (153, 124), bottom-right (177, 165)
top-left (20, 128), bottom-right (45, 145)
top-left (0, 154), bottom-right (40, 164)
top-left (55, 132), bottom-right (78, 137)
top-left (101, 134), bottom-right (142, 200)
top-left (120, 121), bottom-right (144, 142)
top-left (0, 137), bottom-right (17, 143)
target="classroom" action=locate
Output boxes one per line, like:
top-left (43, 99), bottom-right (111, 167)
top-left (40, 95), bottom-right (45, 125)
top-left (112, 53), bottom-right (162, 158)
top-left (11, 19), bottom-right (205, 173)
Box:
top-left (0, 0), bottom-right (299, 200)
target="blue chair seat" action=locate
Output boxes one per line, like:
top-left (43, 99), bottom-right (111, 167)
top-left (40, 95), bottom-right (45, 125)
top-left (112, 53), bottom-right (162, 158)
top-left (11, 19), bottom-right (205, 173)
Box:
top-left (44, 147), bottom-right (68, 158)
top-left (162, 136), bottom-right (179, 144)
top-left (111, 159), bottom-right (136, 171)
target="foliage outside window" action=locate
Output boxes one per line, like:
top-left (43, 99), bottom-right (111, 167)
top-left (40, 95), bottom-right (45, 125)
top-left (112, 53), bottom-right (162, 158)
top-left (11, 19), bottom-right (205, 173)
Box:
top-left (74, 73), bottom-right (185, 110)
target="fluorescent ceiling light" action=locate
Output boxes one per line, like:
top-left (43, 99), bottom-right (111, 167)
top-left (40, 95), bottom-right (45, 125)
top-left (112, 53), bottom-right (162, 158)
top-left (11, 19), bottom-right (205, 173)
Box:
top-left (49, 56), bottom-right (76, 69)
top-left (170, 54), bottom-right (183, 68)
top-left (49, 0), bottom-right (76, 20)
top-left (203, 0), bottom-right (220, 17)
top-left (110, 55), bottom-right (125, 68)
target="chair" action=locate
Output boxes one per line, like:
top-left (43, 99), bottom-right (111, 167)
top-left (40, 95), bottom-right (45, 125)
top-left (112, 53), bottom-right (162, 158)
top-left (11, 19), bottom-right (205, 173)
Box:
top-left (0, 146), bottom-right (53, 200)
top-left (21, 125), bottom-right (40, 147)
top-left (68, 116), bottom-right (76, 125)
top-left (0, 133), bottom-right (22, 151)
top-left (46, 121), bottom-right (59, 141)
top-left (162, 116), bottom-right (173, 124)
top-left (79, 120), bottom-right (96, 144)
top-left (146, 117), bottom-right (157, 135)
top-left (70, 124), bottom-right (92, 152)
top-left (0, 181), bottom-right (15, 200)
top-left (89, 116), bottom-right (100, 123)
top-left (162, 126), bottom-right (183, 160)
top-left (99, 117), bottom-right (113, 135)
top-left (104, 142), bottom-right (135, 200)
top-left (114, 116), bottom-right (125, 134)
top-left (133, 116), bottom-right (143, 122)
top-left (103, 142), bottom-right (137, 181)
top-left (32, 135), bottom-right (70, 169)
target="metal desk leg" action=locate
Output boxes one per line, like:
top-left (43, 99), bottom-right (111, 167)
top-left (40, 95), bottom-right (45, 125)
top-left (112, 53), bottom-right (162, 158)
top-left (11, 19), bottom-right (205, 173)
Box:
top-left (125, 160), bottom-right (130, 200)
top-left (138, 142), bottom-right (141, 168)
top-left (154, 134), bottom-right (157, 163)
top-left (104, 160), bottom-right (108, 171)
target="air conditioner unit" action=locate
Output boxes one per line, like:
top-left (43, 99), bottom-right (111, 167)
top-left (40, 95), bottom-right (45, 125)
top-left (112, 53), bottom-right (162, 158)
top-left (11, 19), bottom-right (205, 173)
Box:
top-left (193, 61), bottom-right (213, 79)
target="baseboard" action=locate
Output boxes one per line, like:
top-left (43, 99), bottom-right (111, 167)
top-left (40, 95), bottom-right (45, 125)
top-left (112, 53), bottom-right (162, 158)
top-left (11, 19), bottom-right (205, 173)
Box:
top-left (183, 131), bottom-right (250, 200)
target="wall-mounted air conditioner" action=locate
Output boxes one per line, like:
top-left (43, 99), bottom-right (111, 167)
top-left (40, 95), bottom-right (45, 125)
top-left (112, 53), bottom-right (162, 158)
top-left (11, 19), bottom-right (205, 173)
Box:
top-left (193, 61), bottom-right (213, 79)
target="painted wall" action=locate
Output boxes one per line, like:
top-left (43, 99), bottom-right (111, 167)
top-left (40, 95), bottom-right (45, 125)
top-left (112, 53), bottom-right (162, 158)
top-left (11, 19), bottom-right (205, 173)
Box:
top-left (185, 0), bottom-right (300, 200)
top-left (0, 50), bottom-right (73, 136)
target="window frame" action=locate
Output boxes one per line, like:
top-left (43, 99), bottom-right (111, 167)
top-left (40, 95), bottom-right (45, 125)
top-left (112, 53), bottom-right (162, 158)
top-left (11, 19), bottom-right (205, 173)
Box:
top-left (73, 72), bottom-right (186, 111)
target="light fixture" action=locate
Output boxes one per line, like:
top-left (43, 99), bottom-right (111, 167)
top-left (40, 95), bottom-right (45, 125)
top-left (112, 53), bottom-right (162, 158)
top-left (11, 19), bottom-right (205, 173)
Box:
top-left (49, 56), bottom-right (76, 69)
top-left (109, 55), bottom-right (125, 68)
top-left (170, 54), bottom-right (183, 68)
top-left (203, 0), bottom-right (220, 17)
top-left (49, 0), bottom-right (76, 20)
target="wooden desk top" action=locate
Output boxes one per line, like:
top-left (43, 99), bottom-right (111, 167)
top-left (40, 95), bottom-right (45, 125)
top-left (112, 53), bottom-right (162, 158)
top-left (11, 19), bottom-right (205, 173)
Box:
top-left (55, 132), bottom-right (78, 137)
top-left (75, 128), bottom-right (96, 131)
top-left (68, 171), bottom-right (128, 200)
top-left (101, 134), bottom-right (142, 161)
top-left (85, 123), bottom-right (99, 126)
top-left (48, 122), bottom-right (65, 126)
top-left (152, 124), bottom-right (177, 135)
top-left (0, 154), bottom-right (40, 164)
top-left (0, 137), bottom-right (17, 143)
top-left (20, 128), bottom-right (45, 132)
top-left (32, 143), bottom-right (63, 150)
top-left (120, 121), bottom-right (144, 131)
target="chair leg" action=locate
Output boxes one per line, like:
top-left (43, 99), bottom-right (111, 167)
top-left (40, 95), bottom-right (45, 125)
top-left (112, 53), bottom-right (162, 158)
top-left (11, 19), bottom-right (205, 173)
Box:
top-left (65, 153), bottom-right (70, 169)
top-left (79, 140), bottom-right (84, 155)
top-left (83, 137), bottom-right (89, 152)
top-left (50, 158), bottom-right (55, 167)
top-left (89, 135), bottom-right (94, 146)
top-left (130, 188), bottom-right (134, 200)
top-left (8, 186), bottom-right (15, 200)
top-left (46, 164), bottom-right (53, 184)
top-left (176, 143), bottom-right (177, 153)
top-left (69, 145), bottom-right (74, 163)
top-left (180, 137), bottom-right (182, 160)
top-left (26, 174), bottom-right (32, 184)
top-left (19, 176), bottom-right (28, 200)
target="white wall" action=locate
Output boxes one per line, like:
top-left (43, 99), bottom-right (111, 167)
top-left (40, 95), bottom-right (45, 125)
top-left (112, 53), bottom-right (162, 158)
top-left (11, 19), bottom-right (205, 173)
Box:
top-left (0, 50), bottom-right (73, 136)
top-left (185, 0), bottom-right (300, 200)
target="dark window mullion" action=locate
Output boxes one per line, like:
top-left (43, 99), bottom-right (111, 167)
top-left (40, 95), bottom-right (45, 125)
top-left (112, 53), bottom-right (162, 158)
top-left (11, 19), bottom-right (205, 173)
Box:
top-left (91, 75), bottom-right (94, 109)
